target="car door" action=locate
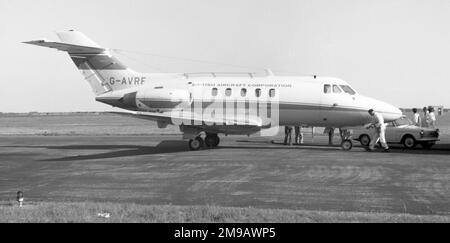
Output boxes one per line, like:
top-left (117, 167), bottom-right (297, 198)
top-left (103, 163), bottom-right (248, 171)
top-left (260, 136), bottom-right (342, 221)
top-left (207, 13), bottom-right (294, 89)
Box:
top-left (384, 122), bottom-right (397, 143)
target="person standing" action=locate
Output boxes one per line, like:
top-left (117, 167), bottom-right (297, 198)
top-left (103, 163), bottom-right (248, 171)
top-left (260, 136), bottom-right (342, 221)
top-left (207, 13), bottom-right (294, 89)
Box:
top-left (422, 107), bottom-right (430, 127)
top-left (324, 127), bottom-right (335, 145)
top-left (412, 108), bottom-right (422, 127)
top-left (284, 126), bottom-right (293, 145)
top-left (294, 126), bottom-right (304, 145)
top-left (339, 128), bottom-right (351, 142)
top-left (367, 109), bottom-right (389, 152)
top-left (428, 107), bottom-right (437, 129)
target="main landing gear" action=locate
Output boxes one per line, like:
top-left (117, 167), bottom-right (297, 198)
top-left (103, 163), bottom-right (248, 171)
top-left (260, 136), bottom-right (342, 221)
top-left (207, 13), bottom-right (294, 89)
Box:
top-left (188, 137), bottom-right (204, 151)
top-left (188, 133), bottom-right (220, 151)
top-left (205, 134), bottom-right (220, 148)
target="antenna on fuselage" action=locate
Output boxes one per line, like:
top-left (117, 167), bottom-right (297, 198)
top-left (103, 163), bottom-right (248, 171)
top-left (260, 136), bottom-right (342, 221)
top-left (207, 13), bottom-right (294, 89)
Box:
top-left (265, 69), bottom-right (274, 77)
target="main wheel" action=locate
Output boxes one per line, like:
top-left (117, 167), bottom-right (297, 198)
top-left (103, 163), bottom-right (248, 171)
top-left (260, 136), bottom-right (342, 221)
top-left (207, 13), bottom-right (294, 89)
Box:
top-left (341, 139), bottom-right (353, 151)
top-left (189, 137), bottom-right (204, 151)
top-left (359, 134), bottom-right (371, 147)
top-left (205, 134), bottom-right (220, 148)
top-left (402, 135), bottom-right (416, 149)
top-left (212, 135), bottom-right (220, 147)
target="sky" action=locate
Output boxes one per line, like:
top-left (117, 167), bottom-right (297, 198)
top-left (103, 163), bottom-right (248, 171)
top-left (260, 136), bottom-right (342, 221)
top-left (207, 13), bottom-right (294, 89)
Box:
top-left (0, 0), bottom-right (449, 112)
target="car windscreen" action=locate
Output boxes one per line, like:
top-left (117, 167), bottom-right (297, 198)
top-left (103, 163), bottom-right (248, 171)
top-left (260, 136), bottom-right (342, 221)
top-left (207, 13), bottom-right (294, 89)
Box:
top-left (395, 118), bottom-right (413, 126)
top-left (340, 85), bottom-right (356, 95)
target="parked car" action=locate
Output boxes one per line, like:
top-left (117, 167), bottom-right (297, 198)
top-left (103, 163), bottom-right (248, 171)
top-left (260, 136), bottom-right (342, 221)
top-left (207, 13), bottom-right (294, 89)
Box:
top-left (353, 117), bottom-right (440, 149)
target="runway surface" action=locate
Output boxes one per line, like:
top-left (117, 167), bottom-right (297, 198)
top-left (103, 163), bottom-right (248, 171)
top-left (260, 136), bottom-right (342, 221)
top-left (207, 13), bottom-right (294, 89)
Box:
top-left (0, 135), bottom-right (449, 215)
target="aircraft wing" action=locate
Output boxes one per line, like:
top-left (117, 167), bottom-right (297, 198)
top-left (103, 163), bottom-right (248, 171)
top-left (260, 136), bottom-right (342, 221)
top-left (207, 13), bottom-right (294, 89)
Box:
top-left (23, 40), bottom-right (105, 54)
top-left (108, 111), bottom-right (265, 127)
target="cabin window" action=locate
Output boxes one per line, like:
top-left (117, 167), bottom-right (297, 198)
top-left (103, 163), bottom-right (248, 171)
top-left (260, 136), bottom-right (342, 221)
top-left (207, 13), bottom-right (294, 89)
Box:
top-left (333, 85), bottom-right (342, 93)
top-left (255, 88), bottom-right (262, 97)
top-left (225, 88), bottom-right (232, 97)
top-left (340, 85), bottom-right (356, 95)
top-left (212, 88), bottom-right (218, 97)
top-left (269, 89), bottom-right (276, 98)
top-left (324, 85), bottom-right (331, 94)
top-left (241, 88), bottom-right (247, 97)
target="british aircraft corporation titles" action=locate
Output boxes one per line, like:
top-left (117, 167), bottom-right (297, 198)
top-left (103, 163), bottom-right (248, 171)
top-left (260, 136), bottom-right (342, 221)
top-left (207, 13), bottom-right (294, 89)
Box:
top-left (192, 83), bottom-right (293, 88)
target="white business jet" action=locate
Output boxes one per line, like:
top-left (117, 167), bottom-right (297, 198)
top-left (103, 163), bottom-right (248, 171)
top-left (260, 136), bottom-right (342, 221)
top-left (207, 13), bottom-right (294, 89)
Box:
top-left (24, 30), bottom-right (402, 150)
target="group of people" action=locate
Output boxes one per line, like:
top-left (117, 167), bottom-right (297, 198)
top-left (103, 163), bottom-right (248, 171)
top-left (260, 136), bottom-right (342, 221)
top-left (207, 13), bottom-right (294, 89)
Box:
top-left (283, 106), bottom-right (439, 152)
top-left (282, 109), bottom-right (390, 152)
top-left (283, 126), bottom-right (304, 145)
top-left (283, 126), bottom-right (351, 146)
top-left (412, 106), bottom-right (437, 129)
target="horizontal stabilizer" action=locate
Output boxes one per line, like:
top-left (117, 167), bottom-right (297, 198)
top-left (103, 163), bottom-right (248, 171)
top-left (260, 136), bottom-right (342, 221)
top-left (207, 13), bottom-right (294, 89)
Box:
top-left (23, 40), bottom-right (106, 54)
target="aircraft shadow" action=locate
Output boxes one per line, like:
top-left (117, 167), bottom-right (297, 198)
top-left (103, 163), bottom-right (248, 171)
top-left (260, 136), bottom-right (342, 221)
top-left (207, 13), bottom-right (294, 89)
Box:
top-left (3, 141), bottom-right (450, 162)
top-left (1, 141), bottom-right (190, 162)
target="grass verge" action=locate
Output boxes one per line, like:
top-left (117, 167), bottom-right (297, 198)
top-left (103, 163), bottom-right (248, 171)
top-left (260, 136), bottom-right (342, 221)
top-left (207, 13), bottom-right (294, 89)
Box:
top-left (0, 201), bottom-right (448, 223)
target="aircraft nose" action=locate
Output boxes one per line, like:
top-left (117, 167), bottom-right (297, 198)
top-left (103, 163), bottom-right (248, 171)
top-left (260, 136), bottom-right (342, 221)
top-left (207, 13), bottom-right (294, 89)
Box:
top-left (383, 104), bottom-right (403, 122)
top-left (360, 96), bottom-right (403, 122)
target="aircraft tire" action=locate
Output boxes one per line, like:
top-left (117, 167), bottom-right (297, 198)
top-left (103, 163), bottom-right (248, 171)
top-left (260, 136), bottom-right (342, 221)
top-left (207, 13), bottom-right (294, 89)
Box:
top-left (205, 134), bottom-right (220, 148)
top-left (359, 134), bottom-right (371, 147)
top-left (341, 139), bottom-right (353, 151)
top-left (213, 135), bottom-right (220, 147)
top-left (189, 137), bottom-right (204, 151)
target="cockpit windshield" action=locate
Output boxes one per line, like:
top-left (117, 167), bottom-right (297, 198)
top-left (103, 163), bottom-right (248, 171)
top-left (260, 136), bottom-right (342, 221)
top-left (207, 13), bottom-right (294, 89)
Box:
top-left (339, 85), bottom-right (356, 95)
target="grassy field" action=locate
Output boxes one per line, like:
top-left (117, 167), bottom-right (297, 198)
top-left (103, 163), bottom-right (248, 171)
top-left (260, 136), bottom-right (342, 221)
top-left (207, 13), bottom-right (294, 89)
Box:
top-left (0, 113), bottom-right (180, 136)
top-left (1, 201), bottom-right (448, 223)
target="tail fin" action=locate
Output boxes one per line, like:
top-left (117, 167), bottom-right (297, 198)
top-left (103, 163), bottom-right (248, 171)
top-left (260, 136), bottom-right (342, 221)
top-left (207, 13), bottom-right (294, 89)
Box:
top-left (24, 30), bottom-right (147, 96)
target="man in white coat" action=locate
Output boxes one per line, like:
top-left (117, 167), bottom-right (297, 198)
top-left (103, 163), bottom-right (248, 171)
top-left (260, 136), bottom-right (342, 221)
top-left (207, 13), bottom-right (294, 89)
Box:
top-left (366, 109), bottom-right (389, 152)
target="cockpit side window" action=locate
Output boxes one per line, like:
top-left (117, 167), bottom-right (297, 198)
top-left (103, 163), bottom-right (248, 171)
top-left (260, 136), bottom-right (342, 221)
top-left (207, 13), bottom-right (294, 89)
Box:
top-left (333, 85), bottom-right (342, 93)
top-left (340, 85), bottom-right (356, 95)
top-left (324, 85), bottom-right (331, 94)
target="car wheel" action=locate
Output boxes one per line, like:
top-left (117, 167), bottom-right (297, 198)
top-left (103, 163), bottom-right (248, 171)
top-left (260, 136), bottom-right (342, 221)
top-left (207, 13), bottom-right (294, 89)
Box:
top-left (359, 134), bottom-right (371, 147)
top-left (402, 135), bottom-right (416, 149)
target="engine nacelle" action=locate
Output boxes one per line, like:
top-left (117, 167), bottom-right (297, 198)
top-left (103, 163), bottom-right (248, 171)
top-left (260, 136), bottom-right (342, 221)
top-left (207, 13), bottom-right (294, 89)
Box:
top-left (133, 88), bottom-right (190, 111)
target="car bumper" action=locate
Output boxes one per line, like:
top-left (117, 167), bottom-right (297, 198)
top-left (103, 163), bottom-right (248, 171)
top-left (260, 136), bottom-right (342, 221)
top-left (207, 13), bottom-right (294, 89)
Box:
top-left (416, 138), bottom-right (440, 142)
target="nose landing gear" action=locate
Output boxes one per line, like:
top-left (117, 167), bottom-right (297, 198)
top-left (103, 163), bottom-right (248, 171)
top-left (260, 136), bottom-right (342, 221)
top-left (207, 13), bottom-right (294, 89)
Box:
top-left (341, 139), bottom-right (353, 151)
